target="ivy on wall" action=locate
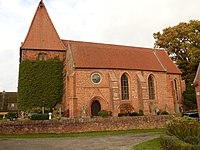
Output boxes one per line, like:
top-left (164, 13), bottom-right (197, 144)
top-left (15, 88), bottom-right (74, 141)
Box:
top-left (17, 58), bottom-right (63, 112)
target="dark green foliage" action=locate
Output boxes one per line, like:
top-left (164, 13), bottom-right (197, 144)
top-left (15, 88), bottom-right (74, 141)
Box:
top-left (184, 136), bottom-right (200, 145)
top-left (7, 112), bottom-right (18, 121)
top-left (190, 145), bottom-right (200, 150)
top-left (183, 82), bottom-right (196, 110)
top-left (138, 109), bottom-right (144, 116)
top-left (98, 110), bottom-right (109, 117)
top-left (31, 114), bottom-right (49, 120)
top-left (129, 112), bottom-right (139, 116)
top-left (160, 135), bottom-right (191, 150)
top-left (118, 112), bottom-right (139, 117)
top-left (18, 59), bottom-right (63, 112)
top-left (118, 113), bottom-right (126, 117)
top-left (161, 111), bottom-right (169, 115)
top-left (157, 110), bottom-right (162, 115)
top-left (0, 115), bottom-right (3, 120)
top-left (156, 110), bottom-right (169, 115)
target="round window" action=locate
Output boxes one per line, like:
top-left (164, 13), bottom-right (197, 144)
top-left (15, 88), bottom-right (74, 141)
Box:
top-left (91, 73), bottom-right (101, 84)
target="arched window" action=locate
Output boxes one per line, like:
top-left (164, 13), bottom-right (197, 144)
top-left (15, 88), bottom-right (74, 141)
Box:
top-left (38, 53), bottom-right (47, 60)
top-left (121, 73), bottom-right (129, 100)
top-left (148, 75), bottom-right (155, 100)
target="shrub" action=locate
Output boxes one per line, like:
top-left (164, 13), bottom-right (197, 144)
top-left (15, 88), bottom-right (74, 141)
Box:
top-left (98, 110), bottom-right (109, 117)
top-left (129, 112), bottom-right (139, 116)
top-left (157, 109), bottom-right (162, 115)
top-left (190, 145), bottom-right (200, 150)
top-left (0, 115), bottom-right (3, 120)
top-left (118, 113), bottom-right (127, 117)
top-left (157, 110), bottom-right (169, 115)
top-left (162, 117), bottom-right (200, 149)
top-left (118, 111), bottom-right (141, 117)
top-left (161, 111), bottom-right (169, 115)
top-left (138, 109), bottom-right (144, 116)
top-left (31, 114), bottom-right (49, 120)
top-left (165, 117), bottom-right (200, 141)
top-left (7, 112), bottom-right (18, 121)
top-left (184, 136), bottom-right (200, 145)
top-left (160, 135), bottom-right (191, 150)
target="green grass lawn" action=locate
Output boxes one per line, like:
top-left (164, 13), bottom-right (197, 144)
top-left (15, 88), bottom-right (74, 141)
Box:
top-left (0, 128), bottom-right (164, 138)
top-left (134, 138), bottom-right (162, 150)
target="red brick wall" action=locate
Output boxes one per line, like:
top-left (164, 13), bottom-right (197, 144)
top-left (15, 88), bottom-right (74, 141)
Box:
top-left (0, 115), bottom-right (178, 134)
top-left (21, 50), bottom-right (66, 61)
top-left (66, 69), bottom-right (183, 117)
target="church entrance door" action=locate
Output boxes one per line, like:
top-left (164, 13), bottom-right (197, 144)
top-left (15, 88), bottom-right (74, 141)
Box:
top-left (91, 100), bottom-right (101, 116)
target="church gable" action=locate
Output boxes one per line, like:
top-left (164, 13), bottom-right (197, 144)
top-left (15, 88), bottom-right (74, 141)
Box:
top-left (21, 0), bottom-right (65, 51)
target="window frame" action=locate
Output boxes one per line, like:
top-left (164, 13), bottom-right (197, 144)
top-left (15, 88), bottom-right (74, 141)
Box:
top-left (91, 73), bottom-right (102, 84)
top-left (38, 53), bottom-right (47, 60)
top-left (148, 74), bottom-right (156, 100)
top-left (121, 73), bottom-right (129, 100)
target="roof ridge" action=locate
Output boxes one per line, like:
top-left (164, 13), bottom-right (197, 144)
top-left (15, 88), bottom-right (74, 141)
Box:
top-left (63, 40), bottom-right (154, 51)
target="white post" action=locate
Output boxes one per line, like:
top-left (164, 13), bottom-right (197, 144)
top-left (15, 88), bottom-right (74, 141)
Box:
top-left (48, 112), bottom-right (52, 120)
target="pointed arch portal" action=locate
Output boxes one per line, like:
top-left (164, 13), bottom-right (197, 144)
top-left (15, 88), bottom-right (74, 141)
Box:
top-left (91, 100), bottom-right (101, 116)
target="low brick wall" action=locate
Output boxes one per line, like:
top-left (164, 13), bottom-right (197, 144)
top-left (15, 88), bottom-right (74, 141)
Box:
top-left (0, 115), bottom-right (179, 134)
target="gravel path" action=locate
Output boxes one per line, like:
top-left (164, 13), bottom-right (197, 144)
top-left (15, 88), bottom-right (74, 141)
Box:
top-left (0, 133), bottom-right (159, 150)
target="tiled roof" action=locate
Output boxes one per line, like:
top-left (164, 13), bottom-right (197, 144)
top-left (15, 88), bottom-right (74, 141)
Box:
top-left (154, 50), bottom-right (181, 74)
top-left (21, 0), bottom-right (66, 50)
top-left (62, 40), bottom-right (181, 74)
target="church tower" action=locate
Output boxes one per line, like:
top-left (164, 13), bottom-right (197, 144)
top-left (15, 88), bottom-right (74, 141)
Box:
top-left (20, 0), bottom-right (66, 61)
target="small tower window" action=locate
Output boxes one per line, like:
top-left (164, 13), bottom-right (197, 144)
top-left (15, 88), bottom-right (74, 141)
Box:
top-left (38, 53), bottom-right (47, 60)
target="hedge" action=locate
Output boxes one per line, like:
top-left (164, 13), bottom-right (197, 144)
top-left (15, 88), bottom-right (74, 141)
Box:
top-left (161, 117), bottom-right (200, 150)
top-left (7, 112), bottom-right (18, 120)
top-left (160, 135), bottom-right (191, 150)
top-left (18, 58), bottom-right (63, 112)
top-left (31, 114), bottom-right (49, 120)
top-left (165, 117), bottom-right (200, 141)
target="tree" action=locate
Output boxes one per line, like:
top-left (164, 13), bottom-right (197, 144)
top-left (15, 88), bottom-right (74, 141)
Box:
top-left (154, 20), bottom-right (200, 110)
top-left (182, 82), bottom-right (196, 110)
top-left (153, 20), bottom-right (200, 83)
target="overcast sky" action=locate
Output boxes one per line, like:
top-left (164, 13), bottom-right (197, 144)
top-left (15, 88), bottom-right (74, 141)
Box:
top-left (0, 0), bottom-right (200, 92)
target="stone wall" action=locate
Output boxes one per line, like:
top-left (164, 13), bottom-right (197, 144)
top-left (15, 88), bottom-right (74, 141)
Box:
top-left (0, 115), bottom-right (178, 135)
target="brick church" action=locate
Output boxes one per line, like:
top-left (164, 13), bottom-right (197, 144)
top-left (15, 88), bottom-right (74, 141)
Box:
top-left (20, 0), bottom-right (184, 117)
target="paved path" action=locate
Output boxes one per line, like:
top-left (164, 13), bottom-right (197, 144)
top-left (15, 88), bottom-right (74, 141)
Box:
top-left (0, 133), bottom-right (159, 150)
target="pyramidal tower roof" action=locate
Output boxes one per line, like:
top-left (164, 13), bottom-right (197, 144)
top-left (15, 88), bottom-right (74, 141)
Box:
top-left (21, 0), bottom-right (66, 50)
